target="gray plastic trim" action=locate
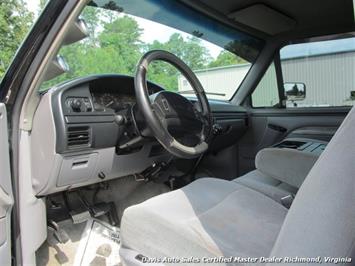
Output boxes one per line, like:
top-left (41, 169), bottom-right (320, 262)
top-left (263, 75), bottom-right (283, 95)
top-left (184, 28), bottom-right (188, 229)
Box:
top-left (19, 130), bottom-right (47, 265)
top-left (57, 153), bottom-right (99, 186)
top-left (0, 104), bottom-right (13, 266)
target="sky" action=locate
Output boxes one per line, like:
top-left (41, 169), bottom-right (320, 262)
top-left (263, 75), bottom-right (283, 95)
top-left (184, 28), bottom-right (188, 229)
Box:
top-left (26, 0), bottom-right (222, 58)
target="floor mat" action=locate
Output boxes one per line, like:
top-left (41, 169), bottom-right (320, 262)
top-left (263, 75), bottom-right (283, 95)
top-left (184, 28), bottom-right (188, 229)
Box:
top-left (75, 219), bottom-right (121, 266)
top-left (36, 219), bottom-right (121, 266)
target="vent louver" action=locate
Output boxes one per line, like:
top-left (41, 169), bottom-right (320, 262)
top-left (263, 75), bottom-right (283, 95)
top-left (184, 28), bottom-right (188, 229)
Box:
top-left (67, 126), bottom-right (90, 148)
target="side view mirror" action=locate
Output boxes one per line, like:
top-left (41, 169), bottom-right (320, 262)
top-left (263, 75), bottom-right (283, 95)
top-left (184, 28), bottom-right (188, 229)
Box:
top-left (284, 82), bottom-right (306, 101)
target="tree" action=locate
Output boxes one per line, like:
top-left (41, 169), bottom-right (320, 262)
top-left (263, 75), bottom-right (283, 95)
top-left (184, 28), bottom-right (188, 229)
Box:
top-left (98, 15), bottom-right (143, 74)
top-left (38, 0), bottom-right (47, 13)
top-left (208, 50), bottom-right (246, 68)
top-left (40, 7), bottom-right (222, 92)
top-left (80, 6), bottom-right (102, 46)
top-left (161, 33), bottom-right (211, 70)
top-left (0, 0), bottom-right (34, 77)
top-left (145, 33), bottom-right (212, 91)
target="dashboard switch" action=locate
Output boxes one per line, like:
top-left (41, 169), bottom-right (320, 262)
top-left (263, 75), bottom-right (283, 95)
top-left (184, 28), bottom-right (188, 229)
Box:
top-left (66, 97), bottom-right (93, 112)
top-left (71, 99), bottom-right (82, 112)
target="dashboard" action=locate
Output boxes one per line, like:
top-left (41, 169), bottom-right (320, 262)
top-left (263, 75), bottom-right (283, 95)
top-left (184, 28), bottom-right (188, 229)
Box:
top-left (31, 74), bottom-right (248, 196)
top-left (52, 75), bottom-right (163, 153)
top-left (63, 75), bottom-right (161, 114)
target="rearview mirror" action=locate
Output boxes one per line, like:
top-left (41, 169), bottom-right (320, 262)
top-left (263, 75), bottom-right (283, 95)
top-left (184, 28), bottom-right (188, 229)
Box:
top-left (284, 82), bottom-right (306, 101)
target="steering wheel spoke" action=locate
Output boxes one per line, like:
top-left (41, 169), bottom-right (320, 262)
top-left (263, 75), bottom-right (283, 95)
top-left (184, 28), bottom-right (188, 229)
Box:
top-left (151, 103), bottom-right (168, 129)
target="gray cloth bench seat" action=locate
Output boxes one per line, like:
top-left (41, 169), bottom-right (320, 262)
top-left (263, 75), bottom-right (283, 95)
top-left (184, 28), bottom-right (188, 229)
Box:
top-left (120, 147), bottom-right (319, 265)
top-left (120, 177), bottom-right (288, 264)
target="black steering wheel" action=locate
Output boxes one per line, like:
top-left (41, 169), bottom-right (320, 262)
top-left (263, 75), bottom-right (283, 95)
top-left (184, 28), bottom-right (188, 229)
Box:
top-left (134, 50), bottom-right (213, 159)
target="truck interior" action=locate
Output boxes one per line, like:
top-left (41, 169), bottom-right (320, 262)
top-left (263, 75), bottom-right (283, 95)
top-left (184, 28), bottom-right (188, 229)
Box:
top-left (1, 0), bottom-right (355, 265)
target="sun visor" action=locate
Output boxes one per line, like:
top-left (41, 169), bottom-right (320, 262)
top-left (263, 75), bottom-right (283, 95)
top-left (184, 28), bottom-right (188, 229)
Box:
top-left (229, 4), bottom-right (296, 36)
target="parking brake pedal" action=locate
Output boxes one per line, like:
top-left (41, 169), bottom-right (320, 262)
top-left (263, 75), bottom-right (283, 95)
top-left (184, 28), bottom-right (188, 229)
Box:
top-left (64, 192), bottom-right (92, 224)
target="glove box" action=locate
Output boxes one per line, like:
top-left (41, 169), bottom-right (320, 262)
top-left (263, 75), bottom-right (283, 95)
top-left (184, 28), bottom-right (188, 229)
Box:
top-left (57, 153), bottom-right (98, 186)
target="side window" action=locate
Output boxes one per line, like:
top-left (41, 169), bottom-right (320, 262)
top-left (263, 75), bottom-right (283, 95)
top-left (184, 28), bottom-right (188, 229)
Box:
top-left (280, 37), bottom-right (355, 108)
top-left (251, 62), bottom-right (279, 107)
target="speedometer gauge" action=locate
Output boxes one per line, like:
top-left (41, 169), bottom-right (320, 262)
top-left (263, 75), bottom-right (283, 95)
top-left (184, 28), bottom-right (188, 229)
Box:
top-left (92, 92), bottom-right (117, 111)
top-left (101, 93), bottom-right (116, 108)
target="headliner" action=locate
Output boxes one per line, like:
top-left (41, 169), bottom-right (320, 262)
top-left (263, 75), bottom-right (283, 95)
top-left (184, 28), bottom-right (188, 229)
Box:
top-left (180, 0), bottom-right (355, 41)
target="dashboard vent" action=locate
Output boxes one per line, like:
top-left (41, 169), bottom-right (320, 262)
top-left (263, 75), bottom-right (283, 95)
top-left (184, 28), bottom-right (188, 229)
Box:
top-left (67, 126), bottom-right (90, 148)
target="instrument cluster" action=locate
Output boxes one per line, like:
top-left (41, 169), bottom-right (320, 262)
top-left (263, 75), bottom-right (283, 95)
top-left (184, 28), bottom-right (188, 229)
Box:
top-left (92, 91), bottom-right (136, 112)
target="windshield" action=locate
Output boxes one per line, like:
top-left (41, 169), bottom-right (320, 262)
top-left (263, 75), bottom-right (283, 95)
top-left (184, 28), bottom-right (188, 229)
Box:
top-left (41, 0), bottom-right (263, 101)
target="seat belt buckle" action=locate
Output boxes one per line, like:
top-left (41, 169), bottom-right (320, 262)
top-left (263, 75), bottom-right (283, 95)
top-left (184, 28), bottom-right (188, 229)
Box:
top-left (281, 194), bottom-right (294, 209)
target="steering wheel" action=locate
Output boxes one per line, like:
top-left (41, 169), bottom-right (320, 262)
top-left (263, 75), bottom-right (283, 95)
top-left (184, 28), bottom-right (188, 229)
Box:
top-left (134, 50), bottom-right (213, 159)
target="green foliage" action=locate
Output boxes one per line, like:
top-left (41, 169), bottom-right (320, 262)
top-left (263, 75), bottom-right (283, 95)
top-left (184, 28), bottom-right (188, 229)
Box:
top-left (38, 0), bottom-right (47, 12)
top-left (208, 50), bottom-right (246, 68)
top-left (0, 0), bottom-right (33, 78)
top-left (99, 15), bottom-right (143, 73)
top-left (145, 33), bottom-right (212, 91)
top-left (39, 6), bottom-right (248, 92)
top-left (42, 10), bottom-right (144, 88)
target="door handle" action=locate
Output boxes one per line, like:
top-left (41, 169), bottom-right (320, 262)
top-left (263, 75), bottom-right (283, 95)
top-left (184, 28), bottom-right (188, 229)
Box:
top-left (268, 124), bottom-right (287, 133)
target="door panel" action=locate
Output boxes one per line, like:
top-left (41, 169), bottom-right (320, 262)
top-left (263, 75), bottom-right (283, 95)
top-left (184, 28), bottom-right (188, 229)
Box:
top-left (237, 108), bottom-right (348, 176)
top-left (199, 111), bottom-right (248, 179)
top-left (0, 103), bottom-right (14, 266)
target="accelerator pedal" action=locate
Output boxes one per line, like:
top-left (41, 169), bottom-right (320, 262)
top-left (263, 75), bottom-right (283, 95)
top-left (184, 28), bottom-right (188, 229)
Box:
top-left (48, 220), bottom-right (70, 244)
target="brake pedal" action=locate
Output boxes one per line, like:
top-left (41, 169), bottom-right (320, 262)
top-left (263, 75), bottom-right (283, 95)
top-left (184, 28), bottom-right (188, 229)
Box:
top-left (70, 210), bottom-right (91, 224)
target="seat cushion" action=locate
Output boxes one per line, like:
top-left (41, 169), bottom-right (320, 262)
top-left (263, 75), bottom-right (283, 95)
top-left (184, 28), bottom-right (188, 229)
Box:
top-left (234, 170), bottom-right (298, 204)
top-left (120, 178), bottom-right (287, 264)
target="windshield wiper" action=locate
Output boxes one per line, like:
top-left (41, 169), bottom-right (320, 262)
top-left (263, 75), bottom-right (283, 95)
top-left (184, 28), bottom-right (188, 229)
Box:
top-left (178, 90), bottom-right (226, 96)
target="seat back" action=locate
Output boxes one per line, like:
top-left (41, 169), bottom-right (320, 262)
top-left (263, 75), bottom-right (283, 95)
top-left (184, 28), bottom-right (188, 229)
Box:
top-left (267, 106), bottom-right (355, 264)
